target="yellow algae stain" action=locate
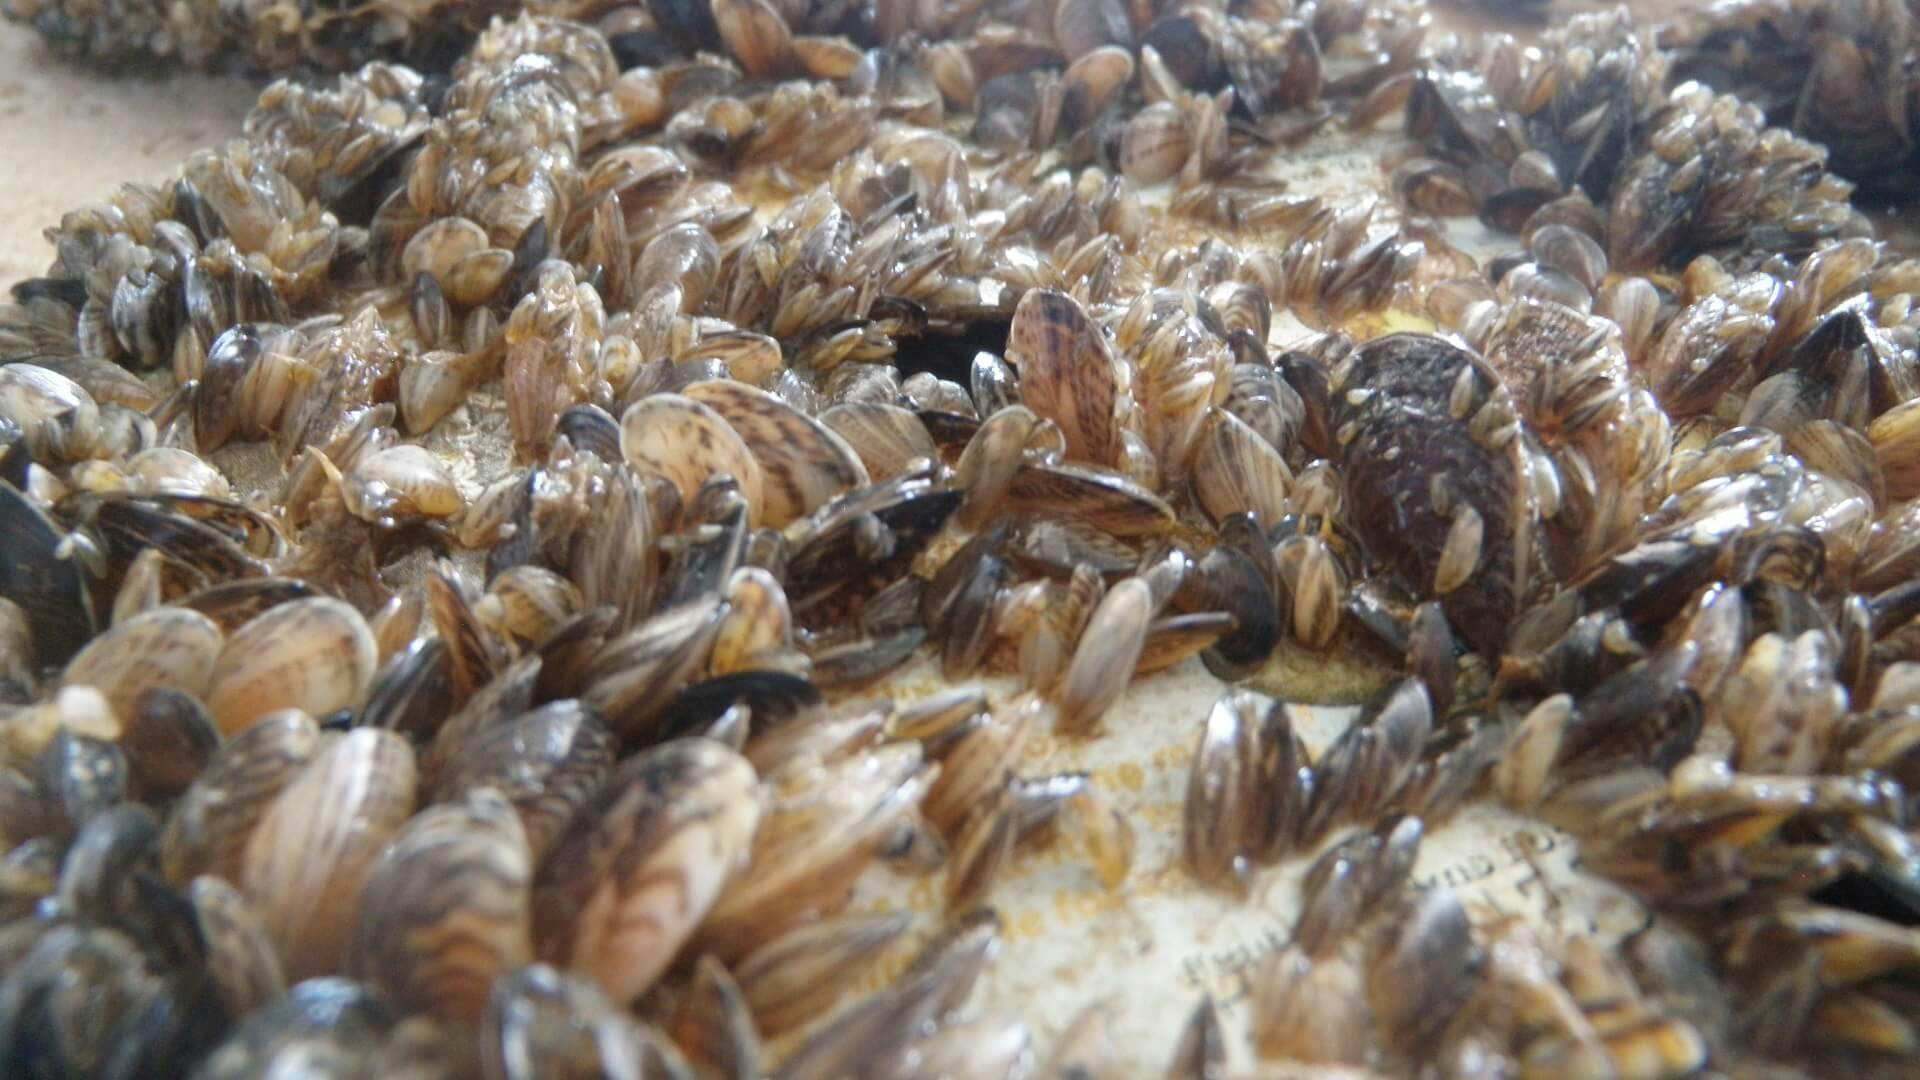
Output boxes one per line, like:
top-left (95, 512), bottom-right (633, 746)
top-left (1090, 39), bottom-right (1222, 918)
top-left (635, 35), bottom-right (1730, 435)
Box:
top-left (1096, 761), bottom-right (1147, 793)
top-left (1008, 908), bottom-right (1049, 942)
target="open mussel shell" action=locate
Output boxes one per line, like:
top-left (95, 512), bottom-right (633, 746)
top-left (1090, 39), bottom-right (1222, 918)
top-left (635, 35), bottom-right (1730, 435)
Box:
top-left (0, 481), bottom-right (97, 668)
top-left (684, 379), bottom-right (871, 528)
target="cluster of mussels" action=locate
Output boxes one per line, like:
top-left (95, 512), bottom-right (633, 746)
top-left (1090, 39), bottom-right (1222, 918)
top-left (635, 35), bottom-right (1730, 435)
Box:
top-left (1, 0), bottom-right (1919, 1075)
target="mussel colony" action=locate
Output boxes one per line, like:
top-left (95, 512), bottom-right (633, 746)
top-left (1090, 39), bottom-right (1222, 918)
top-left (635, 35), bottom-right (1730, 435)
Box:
top-left (2, 0), bottom-right (1920, 1075)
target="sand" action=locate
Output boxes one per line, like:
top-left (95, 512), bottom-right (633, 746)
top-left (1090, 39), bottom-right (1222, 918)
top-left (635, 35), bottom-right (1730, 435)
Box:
top-left (0, 27), bottom-right (254, 284)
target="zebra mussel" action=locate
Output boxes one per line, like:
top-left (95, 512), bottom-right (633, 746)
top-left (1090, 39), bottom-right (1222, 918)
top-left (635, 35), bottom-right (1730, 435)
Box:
top-left (0, 0), bottom-right (1918, 1075)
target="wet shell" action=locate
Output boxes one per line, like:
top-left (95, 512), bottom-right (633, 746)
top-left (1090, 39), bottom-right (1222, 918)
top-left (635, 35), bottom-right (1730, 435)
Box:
top-left (190, 874), bottom-right (288, 1020)
top-left (1006, 463), bottom-right (1178, 536)
top-left (402, 218), bottom-right (490, 285)
top-left (126, 446), bottom-right (232, 499)
top-left (667, 954), bottom-right (760, 1080)
top-left (59, 606), bottom-right (223, 724)
top-left (241, 727), bottom-right (418, 980)
top-left (1192, 408), bottom-right (1293, 529)
top-left (1335, 334), bottom-right (1529, 655)
top-left (818, 402), bottom-right (938, 483)
top-left (1185, 690), bottom-right (1265, 894)
top-left (923, 696), bottom-right (1035, 833)
top-left (1871, 398), bottom-right (1920, 501)
top-left (620, 393), bottom-right (766, 524)
top-left (160, 709), bottom-right (321, 884)
top-left (1007, 288), bottom-right (1122, 467)
top-left (1365, 887), bottom-right (1480, 1057)
top-left (1121, 102), bottom-right (1192, 185)
top-left (711, 567), bottom-right (794, 677)
top-left (0, 363), bottom-right (101, 461)
top-left (477, 566), bottom-right (582, 647)
top-left (349, 787), bottom-right (534, 1024)
top-left (696, 743), bottom-right (929, 961)
top-left (204, 597), bottom-right (378, 735)
top-left (1252, 946), bottom-right (1370, 1064)
top-left (180, 578), bottom-right (319, 635)
top-left (734, 912), bottom-right (911, 1036)
top-left (713, 0), bottom-right (793, 76)
top-left (432, 699), bottom-right (617, 862)
top-left (477, 964), bottom-right (655, 1080)
top-left (121, 686), bottom-right (222, 797)
top-left (580, 594), bottom-right (730, 741)
top-left (1058, 578), bottom-right (1154, 733)
top-left (684, 380), bottom-right (870, 528)
top-left (955, 405), bottom-right (1044, 529)
top-left (344, 444), bottom-right (463, 522)
top-left (530, 737), bottom-right (761, 1006)
top-left (6, 8), bottom-right (1915, 1077)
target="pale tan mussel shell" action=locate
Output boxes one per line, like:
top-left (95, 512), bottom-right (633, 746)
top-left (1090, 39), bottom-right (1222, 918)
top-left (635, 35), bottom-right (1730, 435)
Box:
top-left (1191, 407), bottom-right (1294, 529)
top-left (817, 401), bottom-right (939, 483)
top-left (349, 787), bottom-right (534, 1023)
top-left (1006, 287), bottom-right (1123, 468)
top-left (60, 606), bottom-right (224, 726)
top-left (343, 444), bottom-right (464, 523)
top-left (160, 709), bottom-right (322, 885)
top-left (694, 741), bottom-right (931, 962)
top-left (530, 736), bottom-right (762, 1006)
top-left (241, 726), bottom-right (419, 980)
top-left (431, 698), bottom-right (616, 863)
top-left (620, 392), bottom-right (767, 524)
top-left (732, 911), bottom-right (912, 1036)
top-left (684, 378), bottom-right (871, 527)
top-left (203, 597), bottom-right (379, 736)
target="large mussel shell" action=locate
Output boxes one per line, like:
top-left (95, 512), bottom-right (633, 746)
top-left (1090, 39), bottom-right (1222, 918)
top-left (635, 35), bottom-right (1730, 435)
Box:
top-left (1334, 334), bottom-right (1527, 656)
top-left (0, 481), bottom-right (96, 668)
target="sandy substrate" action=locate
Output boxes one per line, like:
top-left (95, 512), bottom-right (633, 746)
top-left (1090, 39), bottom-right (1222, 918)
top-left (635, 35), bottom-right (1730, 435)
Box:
top-left (0, 27), bottom-right (254, 284)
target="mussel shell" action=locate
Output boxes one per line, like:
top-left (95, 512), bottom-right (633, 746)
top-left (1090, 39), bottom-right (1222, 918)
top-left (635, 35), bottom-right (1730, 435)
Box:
top-left (161, 710), bottom-right (321, 885)
top-left (177, 578), bottom-right (318, 634)
top-left (658, 671), bottom-right (823, 740)
top-left (240, 728), bottom-right (419, 980)
top-left (1335, 335), bottom-right (1527, 655)
top-left (0, 481), bottom-right (96, 668)
top-left (191, 978), bottom-right (395, 1080)
top-left (784, 475), bottom-right (963, 621)
top-left (530, 738), bottom-right (762, 1005)
top-left (61, 606), bottom-right (223, 727)
top-left (204, 598), bottom-right (378, 737)
top-left (348, 788), bottom-right (534, 1024)
top-left (34, 729), bottom-right (128, 836)
top-left (433, 698), bottom-right (617, 862)
top-left (122, 687), bottom-right (222, 799)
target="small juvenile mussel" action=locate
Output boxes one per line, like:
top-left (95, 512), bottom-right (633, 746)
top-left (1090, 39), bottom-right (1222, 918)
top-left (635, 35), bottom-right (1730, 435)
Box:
top-left (2, 0), bottom-right (1920, 1076)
